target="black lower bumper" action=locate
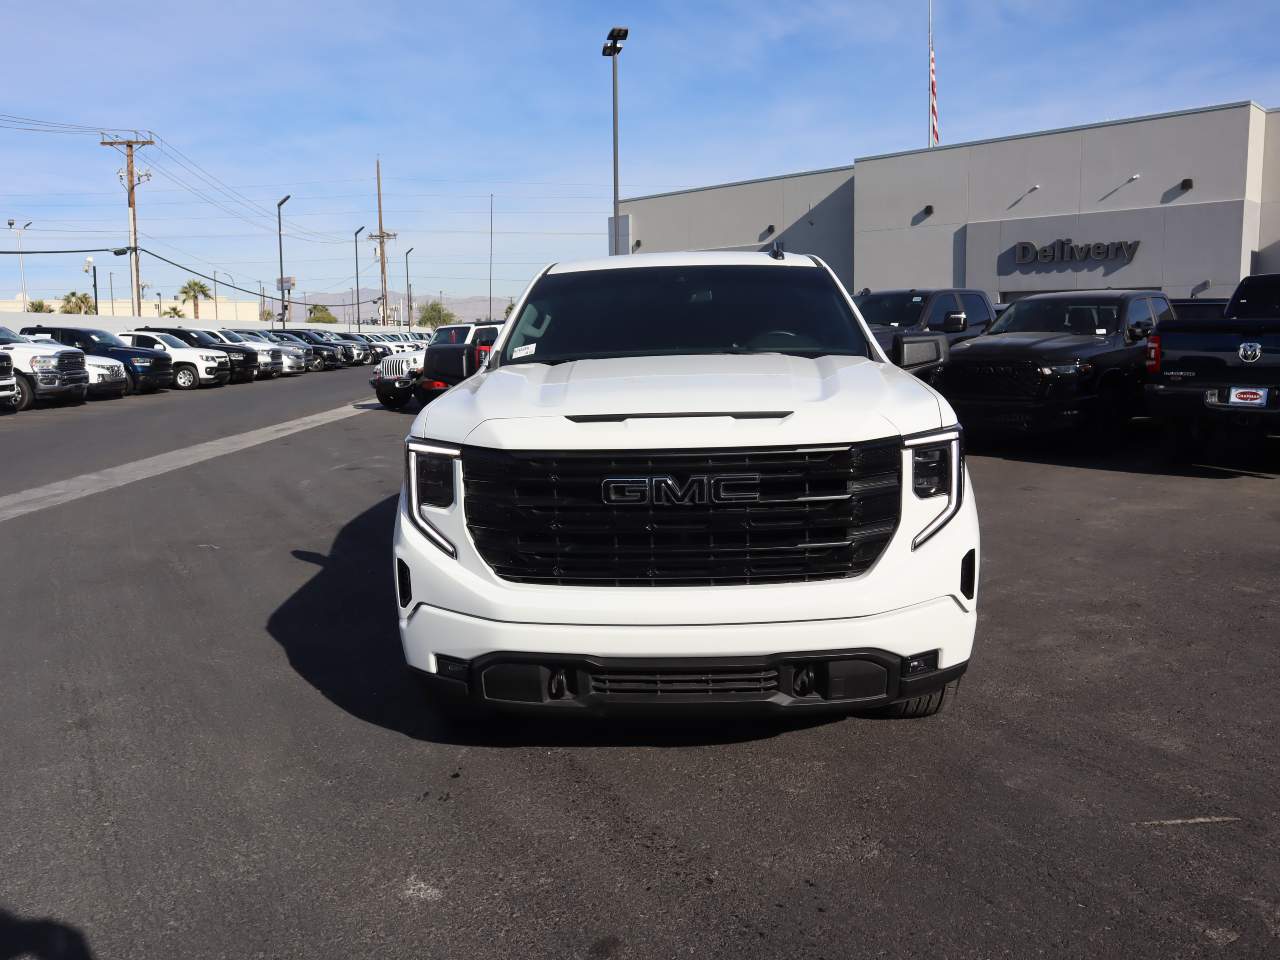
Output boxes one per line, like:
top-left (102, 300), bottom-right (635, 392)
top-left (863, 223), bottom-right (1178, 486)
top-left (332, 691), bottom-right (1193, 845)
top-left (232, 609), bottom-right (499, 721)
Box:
top-left (412, 649), bottom-right (968, 715)
top-left (88, 380), bottom-right (127, 397)
top-left (1146, 384), bottom-right (1280, 422)
top-left (949, 397), bottom-right (1092, 433)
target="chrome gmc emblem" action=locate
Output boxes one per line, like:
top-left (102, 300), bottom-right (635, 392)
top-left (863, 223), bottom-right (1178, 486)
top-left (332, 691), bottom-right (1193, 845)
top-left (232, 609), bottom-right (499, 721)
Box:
top-left (602, 474), bottom-right (761, 505)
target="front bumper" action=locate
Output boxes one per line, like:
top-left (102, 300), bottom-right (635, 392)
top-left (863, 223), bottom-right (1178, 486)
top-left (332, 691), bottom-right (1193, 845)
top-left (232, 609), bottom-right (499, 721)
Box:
top-left (949, 396), bottom-right (1092, 433)
top-left (32, 371), bottom-right (90, 398)
top-left (0, 378), bottom-right (18, 405)
top-left (281, 355), bottom-right (307, 373)
top-left (133, 369), bottom-right (174, 390)
top-left (395, 453), bottom-right (980, 713)
top-left (88, 378), bottom-right (127, 397)
top-left (257, 361), bottom-right (285, 378)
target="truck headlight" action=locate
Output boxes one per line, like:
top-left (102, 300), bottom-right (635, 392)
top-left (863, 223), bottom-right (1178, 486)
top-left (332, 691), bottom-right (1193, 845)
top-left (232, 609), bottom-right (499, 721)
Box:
top-left (1038, 361), bottom-right (1092, 376)
top-left (201, 354), bottom-right (220, 362)
top-left (31, 356), bottom-right (58, 371)
top-left (904, 427), bottom-right (963, 549)
top-left (405, 440), bottom-right (460, 557)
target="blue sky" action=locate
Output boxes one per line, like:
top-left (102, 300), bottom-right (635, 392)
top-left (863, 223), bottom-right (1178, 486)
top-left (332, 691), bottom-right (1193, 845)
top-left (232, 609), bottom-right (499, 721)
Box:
top-left (4, 0), bottom-right (1280, 309)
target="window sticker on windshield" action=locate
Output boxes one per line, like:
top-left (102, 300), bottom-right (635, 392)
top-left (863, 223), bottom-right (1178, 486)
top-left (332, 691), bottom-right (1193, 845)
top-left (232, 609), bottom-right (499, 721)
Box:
top-left (1095, 328), bottom-right (1106, 335)
top-left (912, 296), bottom-right (923, 302)
top-left (512, 344), bottom-right (536, 359)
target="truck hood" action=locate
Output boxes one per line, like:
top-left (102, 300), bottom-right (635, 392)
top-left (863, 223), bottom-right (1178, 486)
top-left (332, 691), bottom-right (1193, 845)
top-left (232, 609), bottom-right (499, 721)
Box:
top-left (412, 353), bottom-right (950, 450)
top-left (951, 331), bottom-right (1109, 363)
top-left (0, 340), bottom-right (78, 359)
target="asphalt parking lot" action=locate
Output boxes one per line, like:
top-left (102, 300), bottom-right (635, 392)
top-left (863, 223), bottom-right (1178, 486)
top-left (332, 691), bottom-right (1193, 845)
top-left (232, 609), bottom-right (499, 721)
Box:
top-left (2, 371), bottom-right (1278, 959)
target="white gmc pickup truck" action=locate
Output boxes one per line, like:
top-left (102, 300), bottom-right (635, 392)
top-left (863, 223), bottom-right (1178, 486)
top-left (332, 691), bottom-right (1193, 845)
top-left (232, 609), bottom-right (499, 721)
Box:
top-left (393, 252), bottom-right (979, 718)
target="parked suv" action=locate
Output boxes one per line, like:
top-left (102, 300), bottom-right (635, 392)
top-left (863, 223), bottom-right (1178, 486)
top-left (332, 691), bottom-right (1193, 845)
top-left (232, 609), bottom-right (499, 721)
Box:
top-left (274, 331), bottom-right (340, 371)
top-left (231, 330), bottom-right (310, 374)
top-left (0, 326), bottom-right (89, 410)
top-left (281, 329), bottom-right (352, 366)
top-left (140, 326), bottom-right (259, 383)
top-left (412, 323), bottom-right (502, 403)
top-left (20, 324), bottom-right (174, 394)
top-left (194, 328), bottom-right (282, 379)
top-left (853, 288), bottom-right (995, 358)
top-left (394, 252), bottom-right (977, 718)
top-left (83, 355), bottom-right (128, 399)
top-left (118, 330), bottom-right (230, 389)
top-left (936, 290), bottom-right (1162, 434)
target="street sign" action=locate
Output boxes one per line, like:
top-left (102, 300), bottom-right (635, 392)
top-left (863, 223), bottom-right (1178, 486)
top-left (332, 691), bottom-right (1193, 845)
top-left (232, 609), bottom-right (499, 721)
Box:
top-left (277, 276), bottom-right (295, 291)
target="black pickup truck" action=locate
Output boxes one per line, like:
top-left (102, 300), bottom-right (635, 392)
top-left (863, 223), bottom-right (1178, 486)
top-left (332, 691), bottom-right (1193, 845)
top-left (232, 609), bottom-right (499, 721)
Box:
top-left (936, 290), bottom-right (1166, 434)
top-left (853, 288), bottom-right (995, 358)
top-left (1146, 274), bottom-right (1280, 453)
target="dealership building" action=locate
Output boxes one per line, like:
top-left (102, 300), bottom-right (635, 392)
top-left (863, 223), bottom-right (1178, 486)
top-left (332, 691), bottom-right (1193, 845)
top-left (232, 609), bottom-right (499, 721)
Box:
top-left (615, 101), bottom-right (1280, 302)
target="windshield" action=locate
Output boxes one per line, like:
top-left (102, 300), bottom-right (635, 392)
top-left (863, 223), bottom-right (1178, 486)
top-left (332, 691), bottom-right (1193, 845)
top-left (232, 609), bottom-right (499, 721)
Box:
top-left (217, 330), bottom-right (245, 343)
top-left (1226, 276), bottom-right (1280, 319)
top-left (988, 299), bottom-right (1120, 336)
top-left (276, 332), bottom-right (305, 344)
top-left (500, 265), bottom-right (872, 367)
top-left (78, 329), bottom-right (128, 348)
top-left (176, 330), bottom-right (220, 347)
top-left (853, 292), bottom-right (929, 328)
top-left (0, 326), bottom-right (30, 345)
top-left (155, 333), bottom-right (187, 349)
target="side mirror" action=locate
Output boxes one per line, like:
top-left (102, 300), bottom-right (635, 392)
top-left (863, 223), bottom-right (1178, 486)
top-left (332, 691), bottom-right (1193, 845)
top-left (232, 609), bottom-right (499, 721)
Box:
top-left (1127, 319), bottom-right (1153, 340)
top-left (892, 332), bottom-right (950, 374)
top-left (941, 311), bottom-right (968, 333)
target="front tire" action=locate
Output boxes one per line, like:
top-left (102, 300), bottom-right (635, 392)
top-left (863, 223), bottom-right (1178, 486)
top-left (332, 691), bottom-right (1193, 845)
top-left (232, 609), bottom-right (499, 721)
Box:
top-left (377, 390), bottom-right (410, 410)
top-left (13, 374), bottom-right (34, 411)
top-left (173, 364), bottom-right (198, 390)
top-left (308, 356), bottom-right (325, 373)
top-left (123, 370), bottom-right (136, 396)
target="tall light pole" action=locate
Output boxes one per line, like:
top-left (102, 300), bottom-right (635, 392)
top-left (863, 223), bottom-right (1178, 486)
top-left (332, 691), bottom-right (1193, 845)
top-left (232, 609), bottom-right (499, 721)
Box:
top-left (155, 290), bottom-right (162, 316)
top-left (108, 271), bottom-right (115, 316)
top-left (353, 226), bottom-right (365, 332)
top-left (404, 247), bottom-right (414, 331)
top-left (7, 219), bottom-right (32, 311)
top-left (213, 270), bottom-right (219, 322)
top-left (83, 257), bottom-right (99, 314)
top-left (602, 26), bottom-right (628, 256)
top-left (488, 194), bottom-right (494, 320)
top-left (276, 194), bottom-right (290, 328)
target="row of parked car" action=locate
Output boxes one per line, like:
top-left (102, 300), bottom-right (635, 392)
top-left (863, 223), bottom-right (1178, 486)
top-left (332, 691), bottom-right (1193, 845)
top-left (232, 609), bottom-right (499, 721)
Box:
top-left (362, 275), bottom-right (1277, 461)
top-left (0, 323), bottom-right (432, 413)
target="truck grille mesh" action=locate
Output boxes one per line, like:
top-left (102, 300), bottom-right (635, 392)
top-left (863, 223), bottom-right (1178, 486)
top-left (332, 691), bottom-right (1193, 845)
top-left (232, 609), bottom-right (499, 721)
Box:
top-left (940, 360), bottom-right (1042, 399)
top-left (462, 441), bottom-right (902, 587)
top-left (590, 666), bottom-right (780, 696)
top-left (56, 353), bottom-right (86, 372)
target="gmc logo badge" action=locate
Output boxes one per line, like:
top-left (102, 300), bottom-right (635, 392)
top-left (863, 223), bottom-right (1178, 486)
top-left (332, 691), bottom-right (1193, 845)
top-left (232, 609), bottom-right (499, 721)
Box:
top-left (601, 474), bottom-right (761, 505)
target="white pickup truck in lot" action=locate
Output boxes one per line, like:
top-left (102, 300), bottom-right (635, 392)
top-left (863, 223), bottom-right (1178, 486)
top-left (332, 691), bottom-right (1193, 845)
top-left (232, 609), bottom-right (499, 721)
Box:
top-left (0, 325), bottom-right (89, 410)
top-left (393, 251), bottom-right (979, 718)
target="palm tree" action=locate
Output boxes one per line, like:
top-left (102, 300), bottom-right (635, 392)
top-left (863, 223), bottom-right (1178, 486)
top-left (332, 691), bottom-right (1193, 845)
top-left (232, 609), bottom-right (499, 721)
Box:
top-left (162, 305), bottom-right (185, 318)
top-left (59, 291), bottom-right (95, 314)
top-left (28, 299), bottom-right (54, 313)
top-left (179, 279), bottom-right (212, 320)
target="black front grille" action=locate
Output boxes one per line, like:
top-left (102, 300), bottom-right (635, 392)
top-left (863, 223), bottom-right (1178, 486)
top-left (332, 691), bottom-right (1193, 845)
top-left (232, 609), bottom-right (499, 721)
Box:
top-left (0, 354), bottom-right (11, 375)
top-left (590, 666), bottom-right (779, 696)
top-left (941, 360), bottom-right (1043, 399)
top-left (463, 441), bottom-right (902, 587)
top-left (57, 352), bottom-right (86, 372)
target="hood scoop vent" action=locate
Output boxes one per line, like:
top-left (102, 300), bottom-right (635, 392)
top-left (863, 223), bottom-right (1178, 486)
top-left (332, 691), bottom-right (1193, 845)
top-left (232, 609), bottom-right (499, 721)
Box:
top-left (566, 410), bottom-right (792, 424)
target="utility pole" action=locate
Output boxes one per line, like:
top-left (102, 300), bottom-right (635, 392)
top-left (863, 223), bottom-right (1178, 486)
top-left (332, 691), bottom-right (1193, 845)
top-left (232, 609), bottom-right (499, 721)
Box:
top-left (368, 159), bottom-right (396, 326)
top-left (213, 270), bottom-right (219, 322)
top-left (404, 247), bottom-right (414, 330)
top-left (259, 281), bottom-right (265, 322)
top-left (100, 136), bottom-right (154, 316)
top-left (108, 272), bottom-right (115, 316)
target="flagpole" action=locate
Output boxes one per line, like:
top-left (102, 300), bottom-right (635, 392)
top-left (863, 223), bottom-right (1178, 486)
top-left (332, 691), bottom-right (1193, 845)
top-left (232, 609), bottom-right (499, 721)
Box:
top-left (928, 0), bottom-right (934, 149)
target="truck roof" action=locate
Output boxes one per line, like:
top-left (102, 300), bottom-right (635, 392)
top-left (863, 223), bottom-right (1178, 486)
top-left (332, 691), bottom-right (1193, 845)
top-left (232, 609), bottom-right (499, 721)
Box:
top-left (546, 250), bottom-right (817, 275)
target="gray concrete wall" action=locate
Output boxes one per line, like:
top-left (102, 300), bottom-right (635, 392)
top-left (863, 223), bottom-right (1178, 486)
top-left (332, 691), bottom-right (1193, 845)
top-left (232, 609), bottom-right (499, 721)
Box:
top-left (855, 102), bottom-right (1264, 299)
top-left (619, 166), bottom-right (856, 288)
top-left (1258, 108), bottom-right (1280, 274)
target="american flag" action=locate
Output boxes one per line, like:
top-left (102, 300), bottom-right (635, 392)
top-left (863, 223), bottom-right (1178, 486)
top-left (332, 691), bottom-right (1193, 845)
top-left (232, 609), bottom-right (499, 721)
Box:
top-left (929, 42), bottom-right (939, 147)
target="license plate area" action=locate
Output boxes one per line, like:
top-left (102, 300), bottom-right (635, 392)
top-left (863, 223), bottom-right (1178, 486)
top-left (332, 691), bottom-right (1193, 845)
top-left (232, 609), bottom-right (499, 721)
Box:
top-left (1228, 386), bottom-right (1268, 406)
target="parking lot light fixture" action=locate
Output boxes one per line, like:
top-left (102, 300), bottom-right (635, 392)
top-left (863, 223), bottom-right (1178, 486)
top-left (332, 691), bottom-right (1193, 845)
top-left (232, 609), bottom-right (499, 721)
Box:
top-left (354, 226), bottom-right (366, 332)
top-left (602, 26), bottom-right (629, 256)
top-left (277, 195), bottom-right (290, 328)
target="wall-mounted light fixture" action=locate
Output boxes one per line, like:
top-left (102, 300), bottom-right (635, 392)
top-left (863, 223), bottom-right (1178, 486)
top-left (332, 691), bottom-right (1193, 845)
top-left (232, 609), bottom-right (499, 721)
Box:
top-left (1180, 177), bottom-right (1194, 191)
top-left (632, 239), bottom-right (642, 252)
top-left (763, 224), bottom-right (775, 236)
top-left (1029, 184), bottom-right (1040, 192)
top-left (922, 204), bottom-right (934, 217)
top-left (1128, 173), bottom-right (1141, 182)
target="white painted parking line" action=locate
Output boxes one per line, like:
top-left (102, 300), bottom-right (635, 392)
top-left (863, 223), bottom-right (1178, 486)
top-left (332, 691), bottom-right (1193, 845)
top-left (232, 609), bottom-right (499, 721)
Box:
top-left (1134, 816), bottom-right (1242, 827)
top-left (0, 400), bottom-right (371, 525)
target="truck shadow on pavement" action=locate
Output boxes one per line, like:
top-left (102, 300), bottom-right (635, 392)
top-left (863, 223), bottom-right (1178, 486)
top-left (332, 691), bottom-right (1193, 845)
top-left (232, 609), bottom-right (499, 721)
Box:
top-left (267, 495), bottom-right (838, 747)
top-left (0, 908), bottom-right (94, 960)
